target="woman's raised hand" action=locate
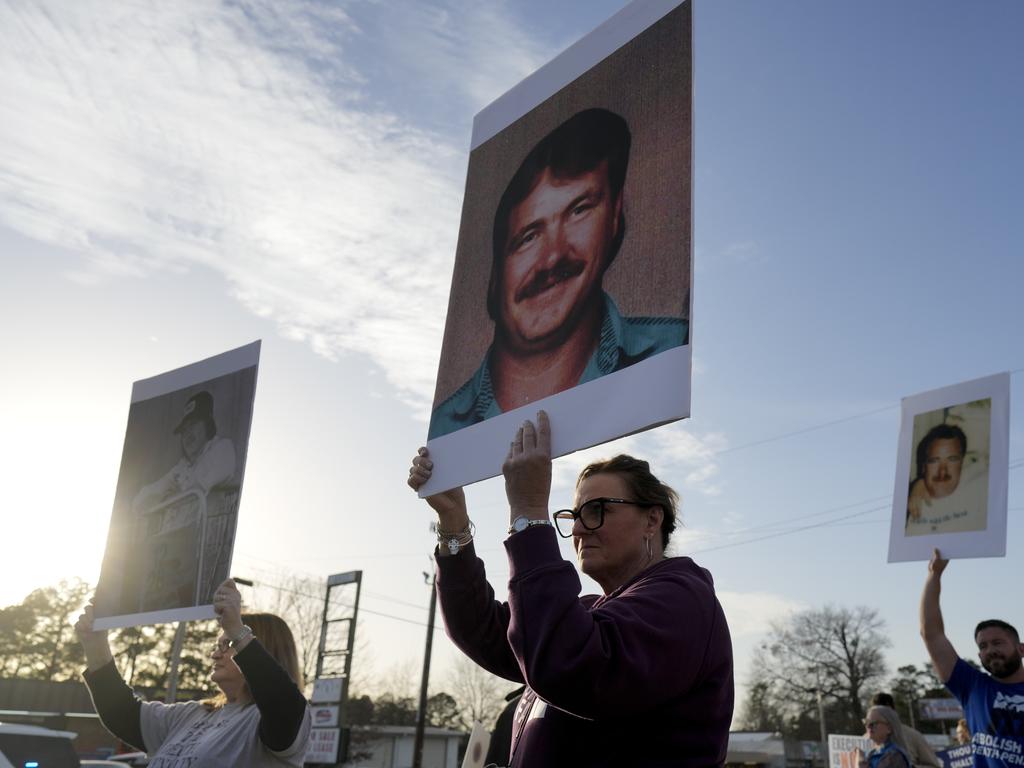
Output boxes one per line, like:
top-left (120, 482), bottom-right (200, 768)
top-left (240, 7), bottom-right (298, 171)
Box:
top-left (73, 598), bottom-right (114, 671)
top-left (213, 579), bottom-right (244, 637)
top-left (408, 447), bottom-right (468, 530)
top-left (502, 411), bottom-right (552, 521)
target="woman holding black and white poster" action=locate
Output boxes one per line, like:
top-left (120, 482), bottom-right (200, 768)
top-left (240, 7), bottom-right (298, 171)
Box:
top-left (75, 578), bottom-right (310, 767)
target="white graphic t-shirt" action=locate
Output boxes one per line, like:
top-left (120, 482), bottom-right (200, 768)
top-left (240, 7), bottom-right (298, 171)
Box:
top-left (140, 699), bottom-right (310, 768)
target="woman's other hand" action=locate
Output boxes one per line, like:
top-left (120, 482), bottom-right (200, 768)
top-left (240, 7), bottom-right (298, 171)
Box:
top-left (502, 410), bottom-right (552, 522)
top-left (408, 447), bottom-right (469, 532)
top-left (73, 598), bottom-right (114, 671)
top-left (213, 579), bottom-right (244, 638)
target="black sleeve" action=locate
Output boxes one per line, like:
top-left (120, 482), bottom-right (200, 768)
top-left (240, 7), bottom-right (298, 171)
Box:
top-left (233, 638), bottom-right (308, 751)
top-left (82, 661), bottom-right (146, 751)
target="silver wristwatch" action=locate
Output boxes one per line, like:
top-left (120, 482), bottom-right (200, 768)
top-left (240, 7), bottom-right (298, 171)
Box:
top-left (508, 516), bottom-right (553, 535)
top-left (229, 624), bottom-right (254, 648)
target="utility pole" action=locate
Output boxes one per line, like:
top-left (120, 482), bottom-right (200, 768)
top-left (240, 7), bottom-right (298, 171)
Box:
top-left (412, 571), bottom-right (437, 768)
top-left (165, 622), bottom-right (187, 703)
top-left (816, 687), bottom-right (828, 768)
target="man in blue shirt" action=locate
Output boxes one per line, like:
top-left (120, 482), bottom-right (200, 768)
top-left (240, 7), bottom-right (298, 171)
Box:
top-left (429, 108), bottom-right (686, 440)
top-left (920, 549), bottom-right (1024, 768)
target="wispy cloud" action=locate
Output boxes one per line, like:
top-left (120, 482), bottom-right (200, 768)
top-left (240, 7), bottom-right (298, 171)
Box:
top-left (551, 421), bottom-right (729, 507)
top-left (721, 240), bottom-right (763, 263)
top-left (0, 0), bottom-right (552, 411)
top-left (717, 590), bottom-right (804, 639)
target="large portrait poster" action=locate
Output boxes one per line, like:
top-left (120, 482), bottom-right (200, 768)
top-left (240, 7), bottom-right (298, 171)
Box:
top-left (94, 342), bottom-right (260, 629)
top-left (888, 373), bottom-right (1010, 563)
top-left (423, 0), bottom-right (692, 494)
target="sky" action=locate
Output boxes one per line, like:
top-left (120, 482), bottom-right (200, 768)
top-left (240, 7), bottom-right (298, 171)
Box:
top-left (1, 0), bottom-right (1023, 725)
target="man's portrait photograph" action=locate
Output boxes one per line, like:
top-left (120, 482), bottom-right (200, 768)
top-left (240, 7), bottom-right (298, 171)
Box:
top-left (94, 342), bottom-right (259, 629)
top-left (904, 400), bottom-right (991, 537)
top-left (424, 1), bottom-right (691, 492)
top-left (887, 373), bottom-right (1010, 563)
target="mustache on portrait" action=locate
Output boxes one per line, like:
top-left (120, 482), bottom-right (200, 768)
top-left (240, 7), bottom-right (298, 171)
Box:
top-left (515, 257), bottom-right (586, 302)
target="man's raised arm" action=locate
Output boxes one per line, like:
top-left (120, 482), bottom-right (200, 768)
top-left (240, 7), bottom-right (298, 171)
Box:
top-left (920, 548), bottom-right (958, 683)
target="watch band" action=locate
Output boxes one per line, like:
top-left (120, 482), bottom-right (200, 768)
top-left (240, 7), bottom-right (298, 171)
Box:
top-left (508, 516), bottom-right (553, 535)
top-left (229, 624), bottom-right (254, 648)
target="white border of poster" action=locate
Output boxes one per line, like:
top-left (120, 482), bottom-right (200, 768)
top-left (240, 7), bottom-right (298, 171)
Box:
top-left (887, 372), bottom-right (1010, 563)
top-left (421, 0), bottom-right (692, 495)
top-left (94, 341), bottom-right (261, 630)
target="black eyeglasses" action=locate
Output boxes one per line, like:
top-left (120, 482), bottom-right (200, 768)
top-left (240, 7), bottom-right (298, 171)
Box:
top-left (210, 639), bottom-right (233, 656)
top-left (552, 497), bottom-right (655, 538)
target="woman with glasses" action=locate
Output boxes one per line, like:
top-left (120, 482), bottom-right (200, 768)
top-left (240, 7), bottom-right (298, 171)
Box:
top-left (74, 578), bottom-right (310, 767)
top-left (408, 411), bottom-right (733, 768)
top-left (858, 706), bottom-right (912, 768)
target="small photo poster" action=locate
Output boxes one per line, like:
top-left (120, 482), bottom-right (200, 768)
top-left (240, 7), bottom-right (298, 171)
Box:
top-left (423, 0), bottom-right (693, 494)
top-left (828, 735), bottom-right (872, 768)
top-left (888, 372), bottom-right (1010, 563)
top-left (93, 342), bottom-right (261, 629)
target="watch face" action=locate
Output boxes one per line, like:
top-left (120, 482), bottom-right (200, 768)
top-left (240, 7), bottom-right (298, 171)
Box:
top-left (513, 516), bottom-right (529, 532)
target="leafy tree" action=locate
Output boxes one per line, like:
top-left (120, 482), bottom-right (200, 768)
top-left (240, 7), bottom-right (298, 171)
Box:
top-left (372, 693), bottom-right (418, 726)
top-left (886, 662), bottom-right (957, 734)
top-left (740, 680), bottom-right (785, 733)
top-left (426, 692), bottom-right (463, 730)
top-left (748, 605), bottom-right (890, 737)
top-left (10, 578), bottom-right (92, 680)
top-left (0, 603), bottom-right (36, 676)
top-left (174, 619), bottom-right (221, 697)
top-left (346, 694), bottom-right (375, 726)
top-left (111, 623), bottom-right (176, 689)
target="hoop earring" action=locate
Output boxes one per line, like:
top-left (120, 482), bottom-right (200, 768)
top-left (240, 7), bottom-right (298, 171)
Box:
top-left (644, 536), bottom-right (652, 563)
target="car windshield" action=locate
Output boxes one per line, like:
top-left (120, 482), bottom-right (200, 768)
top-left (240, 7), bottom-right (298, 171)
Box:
top-left (0, 732), bottom-right (81, 767)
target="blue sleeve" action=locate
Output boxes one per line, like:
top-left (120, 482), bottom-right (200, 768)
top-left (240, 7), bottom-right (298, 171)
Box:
top-left (945, 657), bottom-right (976, 703)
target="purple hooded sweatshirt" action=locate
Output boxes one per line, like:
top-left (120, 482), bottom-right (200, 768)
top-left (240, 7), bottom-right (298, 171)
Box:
top-left (435, 525), bottom-right (734, 768)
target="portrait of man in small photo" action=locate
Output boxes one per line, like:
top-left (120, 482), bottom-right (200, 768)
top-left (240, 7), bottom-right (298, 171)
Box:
top-left (428, 3), bottom-right (691, 442)
top-left (905, 399), bottom-right (991, 537)
top-left (96, 363), bottom-right (257, 624)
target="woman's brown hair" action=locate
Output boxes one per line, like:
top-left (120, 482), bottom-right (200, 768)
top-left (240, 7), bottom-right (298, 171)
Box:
top-left (202, 612), bottom-right (304, 709)
top-left (576, 454), bottom-right (679, 548)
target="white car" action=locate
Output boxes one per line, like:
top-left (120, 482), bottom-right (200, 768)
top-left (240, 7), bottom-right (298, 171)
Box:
top-left (0, 722), bottom-right (141, 768)
top-left (0, 721), bottom-right (80, 768)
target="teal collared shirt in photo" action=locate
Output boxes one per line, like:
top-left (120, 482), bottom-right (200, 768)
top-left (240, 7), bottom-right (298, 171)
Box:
top-left (428, 293), bottom-right (687, 440)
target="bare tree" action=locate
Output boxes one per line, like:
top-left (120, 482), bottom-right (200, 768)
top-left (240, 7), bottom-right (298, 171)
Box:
top-left (443, 658), bottom-right (518, 730)
top-left (376, 656), bottom-right (421, 701)
top-left (256, 573), bottom-right (328, 686)
top-left (748, 605), bottom-right (890, 736)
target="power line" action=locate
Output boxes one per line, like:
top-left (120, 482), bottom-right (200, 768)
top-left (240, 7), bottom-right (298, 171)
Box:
top-left (711, 405), bottom-right (897, 456)
top-left (245, 576), bottom-right (444, 632)
top-left (689, 504), bottom-right (890, 555)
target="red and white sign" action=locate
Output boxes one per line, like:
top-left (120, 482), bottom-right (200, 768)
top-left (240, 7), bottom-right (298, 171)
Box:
top-left (919, 698), bottom-right (965, 720)
top-left (312, 704), bottom-right (340, 728)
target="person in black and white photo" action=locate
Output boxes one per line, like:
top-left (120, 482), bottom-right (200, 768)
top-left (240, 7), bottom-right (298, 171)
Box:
top-left (132, 390), bottom-right (236, 515)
